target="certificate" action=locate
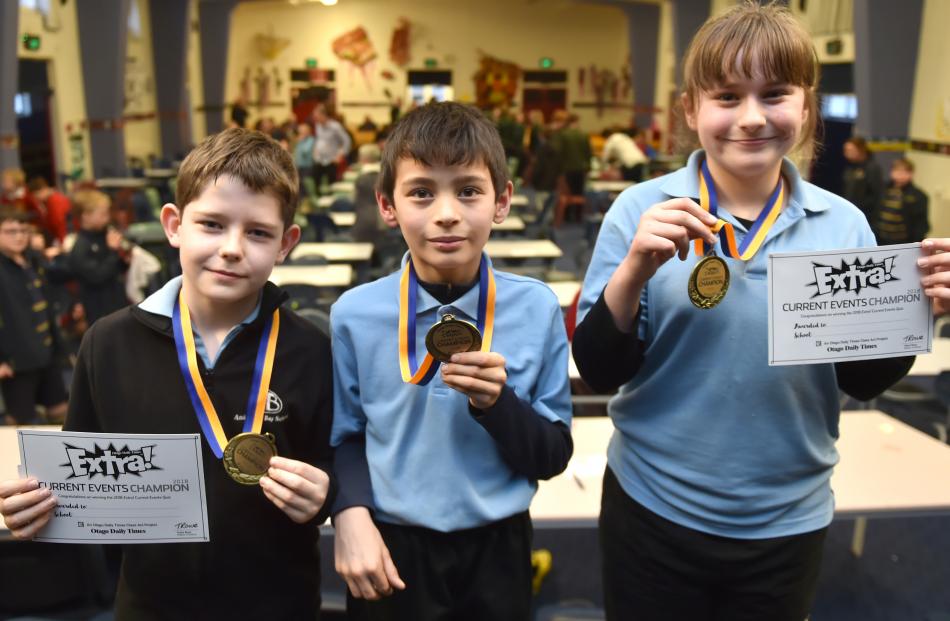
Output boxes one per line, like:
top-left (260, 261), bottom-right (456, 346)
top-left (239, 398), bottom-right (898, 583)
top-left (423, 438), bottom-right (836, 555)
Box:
top-left (768, 243), bottom-right (932, 365)
top-left (17, 430), bottom-right (210, 544)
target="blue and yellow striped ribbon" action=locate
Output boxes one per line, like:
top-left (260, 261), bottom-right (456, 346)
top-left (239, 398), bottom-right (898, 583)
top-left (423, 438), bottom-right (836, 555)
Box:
top-left (398, 256), bottom-right (495, 385)
top-left (694, 158), bottom-right (785, 259)
top-left (172, 292), bottom-right (279, 458)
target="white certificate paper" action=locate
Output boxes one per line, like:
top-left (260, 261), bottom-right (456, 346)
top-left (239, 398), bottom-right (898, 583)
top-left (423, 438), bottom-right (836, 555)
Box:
top-left (17, 430), bottom-right (210, 544)
top-left (768, 243), bottom-right (932, 365)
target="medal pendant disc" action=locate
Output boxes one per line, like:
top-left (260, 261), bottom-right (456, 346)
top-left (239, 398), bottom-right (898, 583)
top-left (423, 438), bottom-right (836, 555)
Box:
top-left (223, 432), bottom-right (278, 485)
top-left (425, 314), bottom-right (482, 362)
top-left (688, 256), bottom-right (730, 309)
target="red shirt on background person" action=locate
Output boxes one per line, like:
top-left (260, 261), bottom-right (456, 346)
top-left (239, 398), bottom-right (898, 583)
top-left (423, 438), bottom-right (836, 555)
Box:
top-left (28, 177), bottom-right (72, 243)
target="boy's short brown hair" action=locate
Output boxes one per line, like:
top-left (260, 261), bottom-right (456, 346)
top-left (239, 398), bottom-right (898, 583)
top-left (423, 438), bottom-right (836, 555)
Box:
top-left (0, 207), bottom-right (28, 226)
top-left (71, 188), bottom-right (111, 216)
top-left (892, 157), bottom-right (914, 172)
top-left (175, 128), bottom-right (299, 227)
top-left (377, 102), bottom-right (509, 203)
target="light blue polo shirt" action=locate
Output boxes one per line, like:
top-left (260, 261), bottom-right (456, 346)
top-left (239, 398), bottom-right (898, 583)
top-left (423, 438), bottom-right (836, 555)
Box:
top-left (331, 254), bottom-right (572, 532)
top-left (139, 275), bottom-right (262, 369)
top-left (578, 150), bottom-right (876, 539)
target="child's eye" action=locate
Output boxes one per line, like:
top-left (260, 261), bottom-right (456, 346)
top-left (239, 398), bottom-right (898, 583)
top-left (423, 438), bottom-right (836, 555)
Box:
top-left (458, 186), bottom-right (482, 198)
top-left (248, 229), bottom-right (273, 239)
top-left (764, 89), bottom-right (789, 100)
top-left (408, 188), bottom-right (432, 200)
top-left (198, 220), bottom-right (222, 230)
top-left (714, 92), bottom-right (738, 103)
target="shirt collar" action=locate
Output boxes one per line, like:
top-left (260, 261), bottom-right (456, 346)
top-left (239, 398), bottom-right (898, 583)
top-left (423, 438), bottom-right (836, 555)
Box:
top-left (400, 251), bottom-right (493, 321)
top-left (659, 149), bottom-right (831, 217)
top-left (139, 275), bottom-right (262, 324)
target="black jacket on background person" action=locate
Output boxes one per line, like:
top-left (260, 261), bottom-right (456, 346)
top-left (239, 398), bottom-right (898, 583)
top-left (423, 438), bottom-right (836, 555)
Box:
top-left (842, 158), bottom-right (884, 230)
top-left (875, 182), bottom-right (930, 245)
top-left (0, 249), bottom-right (66, 371)
top-left (64, 283), bottom-right (336, 620)
top-left (68, 228), bottom-right (129, 325)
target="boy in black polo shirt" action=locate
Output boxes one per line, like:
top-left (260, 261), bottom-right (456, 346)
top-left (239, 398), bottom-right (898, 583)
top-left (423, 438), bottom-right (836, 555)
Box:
top-left (0, 209), bottom-right (68, 425)
top-left (0, 129), bottom-right (335, 620)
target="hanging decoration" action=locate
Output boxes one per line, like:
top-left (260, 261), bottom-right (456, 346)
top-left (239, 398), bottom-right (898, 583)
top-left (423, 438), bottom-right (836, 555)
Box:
top-left (333, 26), bottom-right (377, 90)
top-left (254, 26), bottom-right (291, 61)
top-left (473, 52), bottom-right (521, 110)
top-left (390, 18), bottom-right (411, 67)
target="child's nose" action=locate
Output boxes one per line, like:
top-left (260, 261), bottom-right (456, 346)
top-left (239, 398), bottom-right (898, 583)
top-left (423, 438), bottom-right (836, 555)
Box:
top-left (738, 98), bottom-right (767, 128)
top-left (434, 196), bottom-right (461, 224)
top-left (219, 230), bottom-right (244, 259)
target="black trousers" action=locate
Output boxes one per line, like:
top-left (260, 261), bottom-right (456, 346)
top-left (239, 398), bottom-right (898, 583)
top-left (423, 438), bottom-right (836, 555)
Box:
top-left (1, 365), bottom-right (67, 424)
top-left (347, 512), bottom-right (533, 621)
top-left (312, 162), bottom-right (338, 195)
top-left (600, 467), bottom-right (827, 621)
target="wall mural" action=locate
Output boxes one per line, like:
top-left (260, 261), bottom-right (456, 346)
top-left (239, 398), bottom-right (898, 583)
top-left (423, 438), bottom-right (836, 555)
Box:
top-left (578, 61), bottom-right (633, 116)
top-left (390, 18), bottom-right (411, 67)
top-left (473, 53), bottom-right (521, 110)
top-left (333, 26), bottom-right (377, 89)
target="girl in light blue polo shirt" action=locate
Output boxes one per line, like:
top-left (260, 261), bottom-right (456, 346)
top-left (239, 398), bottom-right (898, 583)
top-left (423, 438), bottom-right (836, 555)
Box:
top-left (574, 3), bottom-right (949, 620)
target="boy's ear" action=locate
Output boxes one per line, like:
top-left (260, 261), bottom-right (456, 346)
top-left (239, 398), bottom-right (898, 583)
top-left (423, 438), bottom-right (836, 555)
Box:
top-left (160, 204), bottom-right (183, 248)
top-left (377, 191), bottom-right (400, 228)
top-left (276, 224), bottom-right (301, 264)
top-left (493, 181), bottom-right (513, 224)
top-left (682, 92), bottom-right (698, 131)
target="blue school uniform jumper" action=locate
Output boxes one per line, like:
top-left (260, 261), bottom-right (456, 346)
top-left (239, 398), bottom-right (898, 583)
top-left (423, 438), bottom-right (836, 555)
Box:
top-left (331, 253), bottom-right (572, 531)
top-left (578, 150), bottom-right (876, 540)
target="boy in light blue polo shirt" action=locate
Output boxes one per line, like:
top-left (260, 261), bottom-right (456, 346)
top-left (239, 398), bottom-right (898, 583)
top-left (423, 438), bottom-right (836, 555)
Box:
top-left (330, 102), bottom-right (572, 620)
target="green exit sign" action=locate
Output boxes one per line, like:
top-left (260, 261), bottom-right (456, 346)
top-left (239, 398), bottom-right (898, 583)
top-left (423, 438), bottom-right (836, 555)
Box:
top-left (539, 57), bottom-right (553, 69)
top-left (424, 57), bottom-right (438, 68)
top-left (22, 34), bottom-right (40, 52)
top-left (306, 57), bottom-right (318, 69)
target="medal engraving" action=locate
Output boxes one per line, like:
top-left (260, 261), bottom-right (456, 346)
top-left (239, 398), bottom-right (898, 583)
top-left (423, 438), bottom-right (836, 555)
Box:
top-left (689, 255), bottom-right (730, 309)
top-left (223, 432), bottom-right (278, 485)
top-left (425, 314), bottom-right (482, 362)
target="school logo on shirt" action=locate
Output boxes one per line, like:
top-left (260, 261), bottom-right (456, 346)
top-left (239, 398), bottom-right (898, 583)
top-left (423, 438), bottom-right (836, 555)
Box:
top-left (266, 390), bottom-right (283, 414)
top-left (234, 390), bottom-right (287, 423)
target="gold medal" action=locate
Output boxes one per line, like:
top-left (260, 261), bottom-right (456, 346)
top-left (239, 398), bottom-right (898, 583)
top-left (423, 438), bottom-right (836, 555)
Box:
top-left (222, 432), bottom-right (278, 485)
top-left (688, 254), bottom-right (730, 309)
top-left (424, 314), bottom-right (482, 362)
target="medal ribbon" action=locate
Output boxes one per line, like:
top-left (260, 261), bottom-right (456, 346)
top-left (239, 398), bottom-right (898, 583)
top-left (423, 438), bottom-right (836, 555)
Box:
top-left (172, 292), bottom-right (280, 458)
top-left (398, 256), bottom-right (495, 385)
top-left (693, 158), bottom-right (785, 259)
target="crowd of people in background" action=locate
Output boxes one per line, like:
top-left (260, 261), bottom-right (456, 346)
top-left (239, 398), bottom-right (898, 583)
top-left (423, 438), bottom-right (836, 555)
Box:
top-left (0, 96), bottom-right (932, 430)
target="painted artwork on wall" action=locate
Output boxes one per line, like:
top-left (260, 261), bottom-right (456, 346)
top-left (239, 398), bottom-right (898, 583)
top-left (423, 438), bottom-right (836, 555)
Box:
top-left (390, 18), bottom-right (411, 67)
top-left (333, 26), bottom-right (378, 89)
top-left (580, 63), bottom-right (632, 117)
top-left (473, 53), bottom-right (521, 110)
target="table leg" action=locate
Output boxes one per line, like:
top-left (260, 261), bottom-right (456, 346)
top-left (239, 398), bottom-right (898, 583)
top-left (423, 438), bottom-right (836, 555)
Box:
top-left (850, 516), bottom-right (868, 557)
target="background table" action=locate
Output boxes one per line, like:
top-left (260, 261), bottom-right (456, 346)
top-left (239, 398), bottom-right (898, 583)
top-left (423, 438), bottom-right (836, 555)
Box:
top-left (269, 264), bottom-right (353, 287)
top-left (485, 239), bottom-right (562, 260)
top-left (546, 281), bottom-right (580, 308)
top-left (531, 411), bottom-right (950, 529)
top-left (909, 337), bottom-right (950, 376)
top-left (587, 180), bottom-right (634, 194)
top-left (329, 212), bottom-right (355, 227)
top-left (291, 242), bottom-right (373, 263)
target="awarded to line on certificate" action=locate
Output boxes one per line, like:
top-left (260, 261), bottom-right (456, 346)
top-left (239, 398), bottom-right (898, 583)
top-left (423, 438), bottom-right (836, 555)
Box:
top-left (767, 243), bottom-right (932, 366)
top-left (16, 430), bottom-right (210, 544)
